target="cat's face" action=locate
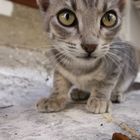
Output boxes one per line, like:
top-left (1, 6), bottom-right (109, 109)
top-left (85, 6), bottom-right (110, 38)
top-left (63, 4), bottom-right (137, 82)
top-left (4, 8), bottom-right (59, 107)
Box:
top-left (37, 0), bottom-right (126, 65)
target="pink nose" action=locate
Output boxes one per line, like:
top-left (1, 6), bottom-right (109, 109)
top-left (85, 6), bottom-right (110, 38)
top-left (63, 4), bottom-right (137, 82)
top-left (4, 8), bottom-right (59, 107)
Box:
top-left (81, 44), bottom-right (97, 54)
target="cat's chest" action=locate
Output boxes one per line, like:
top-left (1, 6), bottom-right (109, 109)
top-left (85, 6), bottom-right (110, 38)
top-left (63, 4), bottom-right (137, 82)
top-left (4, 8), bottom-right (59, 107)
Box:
top-left (58, 65), bottom-right (105, 90)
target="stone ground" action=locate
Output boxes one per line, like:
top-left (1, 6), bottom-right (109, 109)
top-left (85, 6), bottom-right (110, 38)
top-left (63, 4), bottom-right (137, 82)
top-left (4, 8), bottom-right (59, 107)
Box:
top-left (0, 2), bottom-right (140, 140)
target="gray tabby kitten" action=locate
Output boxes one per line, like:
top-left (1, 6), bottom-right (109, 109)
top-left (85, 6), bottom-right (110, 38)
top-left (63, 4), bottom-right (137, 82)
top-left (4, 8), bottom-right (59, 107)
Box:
top-left (36, 0), bottom-right (138, 114)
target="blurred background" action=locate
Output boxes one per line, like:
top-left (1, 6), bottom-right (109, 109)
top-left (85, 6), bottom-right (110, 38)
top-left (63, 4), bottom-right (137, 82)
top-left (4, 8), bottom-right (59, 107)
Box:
top-left (0, 0), bottom-right (47, 50)
top-left (0, 0), bottom-right (140, 50)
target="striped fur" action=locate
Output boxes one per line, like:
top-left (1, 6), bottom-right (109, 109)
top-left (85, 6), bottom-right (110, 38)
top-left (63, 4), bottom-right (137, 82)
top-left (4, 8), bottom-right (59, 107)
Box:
top-left (36, 0), bottom-right (138, 114)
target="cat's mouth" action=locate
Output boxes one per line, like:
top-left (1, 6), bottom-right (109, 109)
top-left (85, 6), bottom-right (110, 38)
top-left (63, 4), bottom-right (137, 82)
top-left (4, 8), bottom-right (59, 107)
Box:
top-left (76, 54), bottom-right (97, 60)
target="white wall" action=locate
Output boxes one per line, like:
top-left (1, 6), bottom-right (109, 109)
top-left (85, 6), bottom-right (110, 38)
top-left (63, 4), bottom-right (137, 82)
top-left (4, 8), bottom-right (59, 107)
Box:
top-left (0, 0), bottom-right (13, 16)
top-left (123, 0), bottom-right (140, 48)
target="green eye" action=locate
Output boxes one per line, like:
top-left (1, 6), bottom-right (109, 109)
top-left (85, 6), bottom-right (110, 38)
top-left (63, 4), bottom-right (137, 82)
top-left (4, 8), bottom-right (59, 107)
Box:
top-left (57, 9), bottom-right (77, 27)
top-left (101, 10), bottom-right (117, 28)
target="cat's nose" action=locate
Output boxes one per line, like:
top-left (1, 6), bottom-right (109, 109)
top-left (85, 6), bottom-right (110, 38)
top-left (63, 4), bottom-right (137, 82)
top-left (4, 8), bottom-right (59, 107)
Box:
top-left (81, 44), bottom-right (97, 54)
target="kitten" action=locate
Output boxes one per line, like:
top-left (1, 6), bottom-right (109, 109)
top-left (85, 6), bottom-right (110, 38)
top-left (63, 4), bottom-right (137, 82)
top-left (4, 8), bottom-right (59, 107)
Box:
top-left (36, 0), bottom-right (138, 114)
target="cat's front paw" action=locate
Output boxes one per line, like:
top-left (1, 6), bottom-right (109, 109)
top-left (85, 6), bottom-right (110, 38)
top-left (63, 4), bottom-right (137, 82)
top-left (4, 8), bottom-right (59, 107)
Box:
top-left (36, 97), bottom-right (67, 113)
top-left (86, 97), bottom-right (111, 114)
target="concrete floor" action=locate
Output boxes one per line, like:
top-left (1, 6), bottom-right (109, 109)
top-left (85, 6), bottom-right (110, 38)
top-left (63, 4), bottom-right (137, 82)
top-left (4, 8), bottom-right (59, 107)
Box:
top-left (0, 3), bottom-right (140, 140)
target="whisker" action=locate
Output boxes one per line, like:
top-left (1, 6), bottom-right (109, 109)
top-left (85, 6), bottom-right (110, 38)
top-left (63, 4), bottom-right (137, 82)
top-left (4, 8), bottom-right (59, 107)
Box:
top-left (106, 50), bottom-right (121, 67)
top-left (106, 54), bottom-right (119, 66)
top-left (110, 49), bottom-right (132, 61)
top-left (48, 49), bottom-right (72, 70)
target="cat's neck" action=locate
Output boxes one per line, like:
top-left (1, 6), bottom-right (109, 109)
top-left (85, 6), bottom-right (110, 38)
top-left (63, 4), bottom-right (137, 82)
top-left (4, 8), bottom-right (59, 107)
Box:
top-left (56, 57), bottom-right (103, 76)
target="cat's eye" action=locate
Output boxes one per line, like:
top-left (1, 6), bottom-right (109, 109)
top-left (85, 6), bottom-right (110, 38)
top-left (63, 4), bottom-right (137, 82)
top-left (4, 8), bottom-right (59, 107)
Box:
top-left (57, 9), bottom-right (77, 27)
top-left (101, 10), bottom-right (117, 28)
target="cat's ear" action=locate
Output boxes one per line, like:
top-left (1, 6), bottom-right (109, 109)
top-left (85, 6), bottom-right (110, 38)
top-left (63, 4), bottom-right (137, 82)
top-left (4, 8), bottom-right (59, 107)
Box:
top-left (36, 0), bottom-right (49, 12)
top-left (118, 0), bottom-right (126, 12)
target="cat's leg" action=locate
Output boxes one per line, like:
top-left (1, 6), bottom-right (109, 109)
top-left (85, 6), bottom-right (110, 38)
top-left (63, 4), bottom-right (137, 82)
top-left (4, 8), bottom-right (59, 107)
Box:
top-left (70, 88), bottom-right (90, 102)
top-left (86, 89), bottom-right (112, 114)
top-left (36, 71), bottom-right (71, 113)
top-left (86, 74), bottom-right (120, 114)
top-left (111, 91), bottom-right (125, 103)
top-left (111, 76), bottom-right (134, 103)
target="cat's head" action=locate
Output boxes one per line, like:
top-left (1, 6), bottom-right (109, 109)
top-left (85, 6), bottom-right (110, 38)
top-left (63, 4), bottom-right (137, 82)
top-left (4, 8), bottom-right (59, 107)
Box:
top-left (37, 0), bottom-right (126, 65)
